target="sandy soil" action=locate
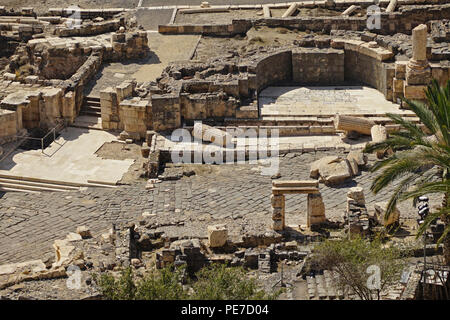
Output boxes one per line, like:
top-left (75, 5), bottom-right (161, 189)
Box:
top-left (175, 7), bottom-right (362, 25)
top-left (0, 0), bottom-right (137, 15)
top-left (194, 25), bottom-right (304, 61)
top-left (95, 141), bottom-right (146, 184)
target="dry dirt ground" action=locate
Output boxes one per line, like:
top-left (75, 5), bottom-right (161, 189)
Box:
top-left (94, 141), bottom-right (146, 184)
top-left (194, 25), bottom-right (305, 60)
top-left (175, 7), bottom-right (364, 24)
top-left (0, 0), bottom-right (137, 15)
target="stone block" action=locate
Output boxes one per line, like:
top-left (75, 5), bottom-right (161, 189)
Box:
top-left (403, 84), bottom-right (427, 100)
top-left (208, 224), bottom-right (228, 248)
top-left (76, 226), bottom-right (92, 239)
top-left (374, 202), bottom-right (400, 226)
top-left (393, 78), bottom-right (404, 93)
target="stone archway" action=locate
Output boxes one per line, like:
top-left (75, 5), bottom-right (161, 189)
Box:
top-left (271, 180), bottom-right (326, 231)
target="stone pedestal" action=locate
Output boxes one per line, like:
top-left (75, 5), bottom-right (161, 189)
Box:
top-left (406, 24), bottom-right (431, 85)
top-left (307, 193), bottom-right (326, 227)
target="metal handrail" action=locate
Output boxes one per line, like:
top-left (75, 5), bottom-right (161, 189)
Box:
top-left (10, 121), bottom-right (66, 153)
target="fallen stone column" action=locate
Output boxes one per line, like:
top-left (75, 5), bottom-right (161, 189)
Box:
top-left (282, 3), bottom-right (299, 18)
top-left (334, 114), bottom-right (376, 136)
top-left (341, 5), bottom-right (359, 16)
top-left (192, 122), bottom-right (233, 147)
top-left (386, 0), bottom-right (398, 13)
top-left (263, 5), bottom-right (271, 18)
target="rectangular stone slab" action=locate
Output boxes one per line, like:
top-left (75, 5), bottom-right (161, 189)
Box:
top-left (272, 180), bottom-right (319, 188)
top-left (272, 187), bottom-right (320, 195)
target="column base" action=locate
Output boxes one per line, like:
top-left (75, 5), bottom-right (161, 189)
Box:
top-left (406, 62), bottom-right (431, 85)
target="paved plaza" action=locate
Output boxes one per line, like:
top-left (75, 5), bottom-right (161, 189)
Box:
top-left (0, 151), bottom-right (420, 265)
top-left (259, 86), bottom-right (416, 119)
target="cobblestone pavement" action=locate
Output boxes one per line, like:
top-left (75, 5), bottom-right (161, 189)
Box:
top-left (0, 151), bottom-right (423, 264)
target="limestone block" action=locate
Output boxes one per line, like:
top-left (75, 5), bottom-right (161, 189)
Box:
top-left (208, 224), bottom-right (228, 248)
top-left (116, 81), bottom-right (134, 102)
top-left (272, 207), bottom-right (284, 220)
top-left (395, 61), bottom-right (407, 80)
top-left (193, 122), bottom-right (233, 147)
top-left (406, 66), bottom-right (431, 85)
top-left (411, 24), bottom-right (428, 62)
top-left (374, 202), bottom-right (400, 226)
top-left (263, 5), bottom-right (271, 17)
top-left (62, 91), bottom-right (76, 122)
top-left (272, 180), bottom-right (319, 188)
top-left (341, 5), bottom-right (359, 16)
top-left (42, 87), bottom-right (63, 119)
top-left (403, 84), bottom-right (427, 100)
top-left (76, 226), bottom-right (92, 239)
top-left (393, 78), bottom-right (404, 93)
top-left (347, 150), bottom-right (368, 167)
top-left (271, 194), bottom-right (285, 208)
top-left (335, 115), bottom-right (375, 136)
top-left (66, 232), bottom-right (82, 241)
top-left (0, 260), bottom-right (46, 276)
top-left (282, 3), bottom-right (298, 18)
top-left (347, 187), bottom-right (365, 206)
top-left (272, 219), bottom-right (284, 231)
top-left (310, 156), bottom-right (352, 185)
top-left (310, 156), bottom-right (339, 179)
top-left (53, 239), bottom-right (76, 268)
top-left (371, 125), bottom-right (387, 143)
top-left (386, 0), bottom-right (397, 12)
top-left (307, 193), bottom-right (326, 227)
top-left (347, 157), bottom-right (359, 176)
top-left (3, 73), bottom-right (16, 81)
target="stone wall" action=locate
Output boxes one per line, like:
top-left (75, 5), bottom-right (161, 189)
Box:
top-left (148, 39), bottom-right (402, 132)
top-left (159, 4), bottom-right (450, 36)
top-left (55, 19), bottom-right (122, 37)
top-left (250, 50), bottom-right (292, 91)
top-left (151, 94), bottom-right (181, 132)
top-left (292, 48), bottom-right (344, 85)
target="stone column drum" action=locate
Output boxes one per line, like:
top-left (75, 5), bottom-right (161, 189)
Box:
top-left (406, 24), bottom-right (431, 86)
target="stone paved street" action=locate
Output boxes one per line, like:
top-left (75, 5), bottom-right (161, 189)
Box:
top-left (0, 151), bottom-right (421, 264)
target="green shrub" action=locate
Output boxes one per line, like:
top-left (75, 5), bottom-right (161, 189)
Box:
top-left (191, 264), bottom-right (280, 300)
top-left (95, 264), bottom-right (281, 300)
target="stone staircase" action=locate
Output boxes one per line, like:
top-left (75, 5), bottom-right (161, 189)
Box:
top-left (306, 270), bottom-right (347, 300)
top-left (0, 174), bottom-right (117, 193)
top-left (80, 96), bottom-right (101, 117)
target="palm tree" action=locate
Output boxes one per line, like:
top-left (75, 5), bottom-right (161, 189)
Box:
top-left (364, 79), bottom-right (450, 265)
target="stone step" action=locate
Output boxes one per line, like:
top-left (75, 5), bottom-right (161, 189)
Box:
top-left (82, 105), bottom-right (101, 112)
top-left (315, 274), bottom-right (328, 299)
top-left (0, 173), bottom-right (116, 190)
top-left (0, 177), bottom-right (79, 191)
top-left (306, 276), bottom-right (316, 300)
top-left (0, 181), bottom-right (75, 193)
top-left (80, 110), bottom-right (101, 117)
top-left (84, 96), bottom-right (100, 103)
top-left (0, 186), bottom-right (41, 194)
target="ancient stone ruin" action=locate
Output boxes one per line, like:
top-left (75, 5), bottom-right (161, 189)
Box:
top-left (0, 0), bottom-right (448, 301)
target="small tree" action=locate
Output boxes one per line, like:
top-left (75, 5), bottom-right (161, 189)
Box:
top-left (311, 237), bottom-right (406, 300)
